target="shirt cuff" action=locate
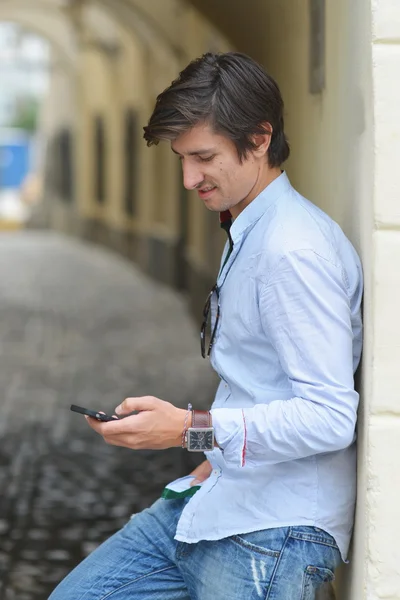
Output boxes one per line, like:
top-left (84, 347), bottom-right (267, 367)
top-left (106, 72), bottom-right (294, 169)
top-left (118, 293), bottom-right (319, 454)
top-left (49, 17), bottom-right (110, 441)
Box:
top-left (211, 408), bottom-right (247, 467)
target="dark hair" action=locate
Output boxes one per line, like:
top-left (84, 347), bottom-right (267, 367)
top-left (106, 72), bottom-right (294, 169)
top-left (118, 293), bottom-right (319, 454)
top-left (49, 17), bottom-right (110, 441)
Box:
top-left (143, 52), bottom-right (290, 167)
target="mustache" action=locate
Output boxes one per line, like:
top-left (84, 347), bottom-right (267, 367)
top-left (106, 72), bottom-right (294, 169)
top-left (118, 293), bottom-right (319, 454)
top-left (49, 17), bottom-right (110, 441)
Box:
top-left (195, 181), bottom-right (216, 189)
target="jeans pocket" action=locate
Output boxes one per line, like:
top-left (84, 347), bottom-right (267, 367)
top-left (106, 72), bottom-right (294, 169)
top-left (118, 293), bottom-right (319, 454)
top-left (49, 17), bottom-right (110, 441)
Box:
top-left (301, 565), bottom-right (335, 600)
top-left (290, 526), bottom-right (339, 550)
top-left (229, 529), bottom-right (284, 558)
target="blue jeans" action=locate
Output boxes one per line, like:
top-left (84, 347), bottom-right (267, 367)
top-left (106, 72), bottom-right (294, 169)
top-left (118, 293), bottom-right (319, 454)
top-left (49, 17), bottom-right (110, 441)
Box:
top-left (49, 497), bottom-right (341, 600)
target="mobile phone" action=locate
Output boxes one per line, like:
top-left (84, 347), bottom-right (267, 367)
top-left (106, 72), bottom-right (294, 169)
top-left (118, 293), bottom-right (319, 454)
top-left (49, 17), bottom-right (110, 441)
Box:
top-left (70, 404), bottom-right (119, 422)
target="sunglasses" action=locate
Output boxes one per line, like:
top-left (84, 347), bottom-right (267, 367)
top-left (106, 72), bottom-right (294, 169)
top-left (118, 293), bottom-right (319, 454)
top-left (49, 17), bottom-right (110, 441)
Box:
top-left (200, 284), bottom-right (220, 358)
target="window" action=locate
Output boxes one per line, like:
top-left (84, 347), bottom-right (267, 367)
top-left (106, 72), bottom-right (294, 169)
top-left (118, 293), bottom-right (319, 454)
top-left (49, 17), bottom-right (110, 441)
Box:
top-left (59, 128), bottom-right (73, 202)
top-left (123, 108), bottom-right (138, 216)
top-left (94, 115), bottom-right (106, 204)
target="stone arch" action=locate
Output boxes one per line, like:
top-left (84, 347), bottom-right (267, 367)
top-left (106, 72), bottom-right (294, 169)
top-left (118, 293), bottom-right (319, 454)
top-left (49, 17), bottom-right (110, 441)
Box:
top-left (99, 0), bottom-right (185, 60)
top-left (0, 1), bottom-right (78, 69)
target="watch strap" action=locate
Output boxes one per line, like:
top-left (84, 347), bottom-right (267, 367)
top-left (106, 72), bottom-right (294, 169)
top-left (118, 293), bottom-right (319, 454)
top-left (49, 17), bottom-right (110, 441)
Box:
top-left (192, 410), bottom-right (212, 428)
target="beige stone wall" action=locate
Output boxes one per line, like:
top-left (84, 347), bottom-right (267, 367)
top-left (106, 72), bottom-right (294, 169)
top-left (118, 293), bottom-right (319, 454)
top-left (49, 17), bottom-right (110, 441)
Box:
top-left (364, 2), bottom-right (400, 598)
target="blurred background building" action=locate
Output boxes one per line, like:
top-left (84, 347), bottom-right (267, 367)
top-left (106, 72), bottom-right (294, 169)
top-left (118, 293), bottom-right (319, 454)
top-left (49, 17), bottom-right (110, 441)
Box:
top-left (0, 1), bottom-right (398, 598)
top-left (0, 23), bottom-right (49, 223)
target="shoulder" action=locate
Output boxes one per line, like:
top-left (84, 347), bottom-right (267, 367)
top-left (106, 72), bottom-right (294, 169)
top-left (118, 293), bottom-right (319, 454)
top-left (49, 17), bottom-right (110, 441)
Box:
top-left (255, 188), bottom-right (355, 285)
top-left (259, 189), bottom-right (344, 260)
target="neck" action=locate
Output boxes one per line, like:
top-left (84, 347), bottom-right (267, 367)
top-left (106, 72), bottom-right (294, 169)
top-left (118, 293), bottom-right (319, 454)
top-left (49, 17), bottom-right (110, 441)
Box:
top-left (229, 166), bottom-right (282, 220)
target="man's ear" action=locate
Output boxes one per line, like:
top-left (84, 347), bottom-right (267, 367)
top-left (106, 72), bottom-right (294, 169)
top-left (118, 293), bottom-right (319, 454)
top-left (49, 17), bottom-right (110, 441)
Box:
top-left (251, 122), bottom-right (273, 157)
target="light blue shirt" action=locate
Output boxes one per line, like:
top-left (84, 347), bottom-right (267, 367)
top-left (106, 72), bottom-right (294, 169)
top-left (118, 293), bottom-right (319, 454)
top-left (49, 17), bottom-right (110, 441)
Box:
top-left (175, 172), bottom-right (363, 562)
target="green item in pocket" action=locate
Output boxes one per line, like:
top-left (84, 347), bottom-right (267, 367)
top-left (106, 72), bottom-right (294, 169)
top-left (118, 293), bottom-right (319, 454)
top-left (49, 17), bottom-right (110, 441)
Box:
top-left (161, 475), bottom-right (201, 499)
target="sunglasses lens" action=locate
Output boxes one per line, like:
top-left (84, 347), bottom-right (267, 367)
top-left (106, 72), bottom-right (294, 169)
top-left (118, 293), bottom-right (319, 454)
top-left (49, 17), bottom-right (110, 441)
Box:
top-left (200, 321), bottom-right (207, 358)
top-left (200, 286), bottom-right (219, 358)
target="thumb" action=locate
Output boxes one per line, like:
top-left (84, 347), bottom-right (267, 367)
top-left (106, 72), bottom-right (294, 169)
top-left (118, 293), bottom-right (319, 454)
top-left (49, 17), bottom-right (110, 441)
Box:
top-left (190, 478), bottom-right (203, 486)
top-left (115, 396), bottom-right (157, 416)
top-left (190, 472), bottom-right (210, 486)
top-left (189, 460), bottom-right (212, 486)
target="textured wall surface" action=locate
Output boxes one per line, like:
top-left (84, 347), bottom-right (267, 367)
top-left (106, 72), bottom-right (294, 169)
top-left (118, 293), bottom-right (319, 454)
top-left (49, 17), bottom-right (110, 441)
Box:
top-left (366, 1), bottom-right (400, 598)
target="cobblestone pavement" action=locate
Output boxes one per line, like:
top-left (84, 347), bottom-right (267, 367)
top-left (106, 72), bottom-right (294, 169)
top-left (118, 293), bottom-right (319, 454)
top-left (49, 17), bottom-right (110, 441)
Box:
top-left (0, 231), bottom-right (218, 600)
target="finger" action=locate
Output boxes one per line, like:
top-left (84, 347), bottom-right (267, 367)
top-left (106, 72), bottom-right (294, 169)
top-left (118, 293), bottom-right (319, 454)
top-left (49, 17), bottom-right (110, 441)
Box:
top-left (115, 396), bottom-right (158, 416)
top-left (189, 463), bottom-right (206, 478)
top-left (98, 412), bottom-right (119, 420)
top-left (84, 414), bottom-right (104, 433)
top-left (191, 459), bottom-right (211, 474)
top-left (191, 473), bottom-right (210, 486)
top-left (189, 460), bottom-right (212, 485)
top-left (87, 414), bottom-right (146, 441)
top-left (84, 415), bottom-right (124, 435)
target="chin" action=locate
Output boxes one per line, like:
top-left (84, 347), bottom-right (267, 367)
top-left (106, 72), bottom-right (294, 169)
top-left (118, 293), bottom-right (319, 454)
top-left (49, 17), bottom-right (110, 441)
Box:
top-left (204, 198), bottom-right (231, 213)
top-left (203, 199), bottom-right (220, 212)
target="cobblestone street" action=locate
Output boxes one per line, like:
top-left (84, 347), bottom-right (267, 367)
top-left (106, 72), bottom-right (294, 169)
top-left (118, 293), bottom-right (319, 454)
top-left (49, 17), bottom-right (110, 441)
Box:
top-left (0, 231), bottom-right (217, 600)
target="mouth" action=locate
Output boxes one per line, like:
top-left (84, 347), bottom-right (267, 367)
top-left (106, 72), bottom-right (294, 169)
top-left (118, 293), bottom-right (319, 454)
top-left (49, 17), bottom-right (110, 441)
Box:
top-left (198, 186), bottom-right (217, 200)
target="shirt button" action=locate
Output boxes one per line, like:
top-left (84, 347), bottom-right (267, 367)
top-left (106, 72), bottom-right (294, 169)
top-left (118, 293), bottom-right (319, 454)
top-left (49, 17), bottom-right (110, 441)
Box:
top-left (213, 470), bottom-right (219, 475)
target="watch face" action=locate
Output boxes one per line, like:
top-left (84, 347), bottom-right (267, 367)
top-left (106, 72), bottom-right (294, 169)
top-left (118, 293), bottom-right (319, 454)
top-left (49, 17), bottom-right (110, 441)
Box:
top-left (187, 428), bottom-right (214, 451)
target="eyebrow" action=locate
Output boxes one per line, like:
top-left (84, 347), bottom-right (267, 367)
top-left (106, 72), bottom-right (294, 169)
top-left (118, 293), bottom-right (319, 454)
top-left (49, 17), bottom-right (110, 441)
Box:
top-left (171, 147), bottom-right (216, 156)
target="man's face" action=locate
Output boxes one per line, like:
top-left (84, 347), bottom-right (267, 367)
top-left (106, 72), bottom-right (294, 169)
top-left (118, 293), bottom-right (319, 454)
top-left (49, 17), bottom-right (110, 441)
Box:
top-left (171, 123), bottom-right (269, 217)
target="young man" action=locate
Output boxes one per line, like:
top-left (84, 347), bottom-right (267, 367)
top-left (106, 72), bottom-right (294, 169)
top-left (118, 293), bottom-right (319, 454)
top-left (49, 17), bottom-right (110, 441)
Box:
top-left (49, 52), bottom-right (363, 599)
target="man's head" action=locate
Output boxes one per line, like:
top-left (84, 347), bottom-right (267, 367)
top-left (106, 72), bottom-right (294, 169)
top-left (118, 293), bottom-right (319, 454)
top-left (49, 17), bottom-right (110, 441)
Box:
top-left (144, 52), bottom-right (289, 216)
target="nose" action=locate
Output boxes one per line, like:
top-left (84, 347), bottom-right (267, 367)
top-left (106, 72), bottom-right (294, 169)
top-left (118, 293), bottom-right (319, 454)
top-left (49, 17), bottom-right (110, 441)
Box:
top-left (181, 161), bottom-right (204, 191)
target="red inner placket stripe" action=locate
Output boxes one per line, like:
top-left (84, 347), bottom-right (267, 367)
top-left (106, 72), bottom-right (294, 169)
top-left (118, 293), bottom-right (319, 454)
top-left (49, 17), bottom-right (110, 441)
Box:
top-left (241, 410), bottom-right (247, 467)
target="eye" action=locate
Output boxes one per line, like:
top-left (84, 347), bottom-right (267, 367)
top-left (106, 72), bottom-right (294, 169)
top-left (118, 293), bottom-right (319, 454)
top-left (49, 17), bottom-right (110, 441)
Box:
top-left (199, 155), bottom-right (215, 163)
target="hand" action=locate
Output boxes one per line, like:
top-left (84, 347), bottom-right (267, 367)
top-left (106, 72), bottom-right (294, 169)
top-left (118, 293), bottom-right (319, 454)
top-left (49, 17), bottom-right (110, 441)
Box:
top-left (189, 459), bottom-right (212, 486)
top-left (85, 396), bottom-right (190, 450)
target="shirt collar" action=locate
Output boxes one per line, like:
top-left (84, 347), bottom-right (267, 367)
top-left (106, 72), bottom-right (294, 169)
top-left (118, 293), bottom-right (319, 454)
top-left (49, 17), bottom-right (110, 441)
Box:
top-left (219, 171), bottom-right (291, 243)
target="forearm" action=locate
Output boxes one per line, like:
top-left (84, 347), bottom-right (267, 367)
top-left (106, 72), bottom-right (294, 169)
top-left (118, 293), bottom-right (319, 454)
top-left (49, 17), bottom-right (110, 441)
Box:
top-left (211, 389), bottom-right (358, 468)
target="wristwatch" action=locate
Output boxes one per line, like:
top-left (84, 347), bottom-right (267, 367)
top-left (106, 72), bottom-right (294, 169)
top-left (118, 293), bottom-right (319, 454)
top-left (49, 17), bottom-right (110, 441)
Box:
top-left (184, 410), bottom-right (214, 452)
